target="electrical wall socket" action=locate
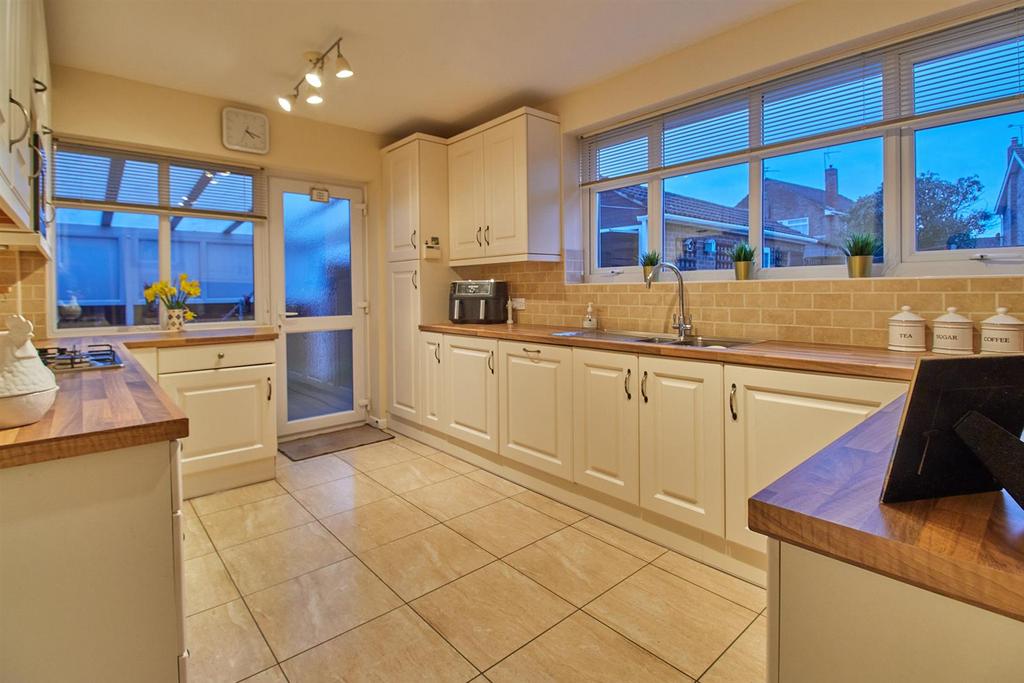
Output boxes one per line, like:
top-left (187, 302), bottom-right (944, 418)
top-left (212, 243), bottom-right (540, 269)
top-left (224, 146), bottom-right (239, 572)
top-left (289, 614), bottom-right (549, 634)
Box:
top-left (511, 297), bottom-right (526, 310)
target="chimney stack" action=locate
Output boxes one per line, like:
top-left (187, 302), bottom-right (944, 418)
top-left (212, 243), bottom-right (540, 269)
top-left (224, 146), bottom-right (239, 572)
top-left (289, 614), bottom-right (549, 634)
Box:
top-left (824, 166), bottom-right (838, 209)
top-left (1009, 137), bottom-right (1021, 164)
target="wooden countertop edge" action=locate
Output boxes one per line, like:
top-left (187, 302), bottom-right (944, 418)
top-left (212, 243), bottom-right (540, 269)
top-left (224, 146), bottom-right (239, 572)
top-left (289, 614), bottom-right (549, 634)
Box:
top-left (748, 498), bottom-right (1024, 622)
top-left (419, 323), bottom-right (918, 381)
top-left (120, 328), bottom-right (278, 349)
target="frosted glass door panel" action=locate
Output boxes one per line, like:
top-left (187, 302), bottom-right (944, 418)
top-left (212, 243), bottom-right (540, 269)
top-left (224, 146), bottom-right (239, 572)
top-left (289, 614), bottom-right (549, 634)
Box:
top-left (286, 331), bottom-right (354, 421)
top-left (282, 192), bottom-right (352, 317)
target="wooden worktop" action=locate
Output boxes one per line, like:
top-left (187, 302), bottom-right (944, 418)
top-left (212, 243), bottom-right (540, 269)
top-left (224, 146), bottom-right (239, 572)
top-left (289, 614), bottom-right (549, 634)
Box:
top-left (0, 327), bottom-right (278, 469)
top-left (420, 322), bottom-right (921, 381)
top-left (749, 396), bottom-right (1024, 622)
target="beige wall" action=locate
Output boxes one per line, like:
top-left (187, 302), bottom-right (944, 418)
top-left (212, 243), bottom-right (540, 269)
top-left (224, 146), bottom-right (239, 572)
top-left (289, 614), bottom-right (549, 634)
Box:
top-left (50, 65), bottom-right (391, 419)
top-left (0, 251), bottom-right (47, 333)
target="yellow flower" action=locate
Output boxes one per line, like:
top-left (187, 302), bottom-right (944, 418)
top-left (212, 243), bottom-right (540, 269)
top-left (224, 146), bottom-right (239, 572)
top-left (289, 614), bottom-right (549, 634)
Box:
top-left (184, 309), bottom-right (196, 321)
top-left (179, 272), bottom-right (188, 283)
top-left (144, 285), bottom-right (155, 303)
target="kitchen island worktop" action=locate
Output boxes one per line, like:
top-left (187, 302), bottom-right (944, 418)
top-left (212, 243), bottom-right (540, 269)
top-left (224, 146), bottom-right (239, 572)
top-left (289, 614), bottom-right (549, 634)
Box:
top-left (749, 396), bottom-right (1024, 622)
top-left (419, 322), bottom-right (923, 381)
top-left (0, 327), bottom-right (278, 469)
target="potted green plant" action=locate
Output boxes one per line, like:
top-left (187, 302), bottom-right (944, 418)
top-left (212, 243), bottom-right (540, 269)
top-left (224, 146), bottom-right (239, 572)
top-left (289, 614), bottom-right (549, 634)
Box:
top-left (729, 242), bottom-right (755, 280)
top-left (842, 233), bottom-right (882, 278)
top-left (640, 250), bottom-right (661, 282)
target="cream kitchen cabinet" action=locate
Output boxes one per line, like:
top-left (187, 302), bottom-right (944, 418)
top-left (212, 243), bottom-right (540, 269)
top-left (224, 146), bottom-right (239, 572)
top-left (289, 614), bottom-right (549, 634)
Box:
top-left (447, 108), bottom-right (560, 265)
top-left (638, 356), bottom-right (725, 534)
top-left (572, 348), bottom-right (639, 503)
top-left (382, 134), bottom-right (448, 262)
top-left (388, 260), bottom-right (422, 423)
top-left (498, 340), bottom-right (573, 479)
top-left (0, 0), bottom-right (41, 231)
top-left (443, 335), bottom-right (499, 452)
top-left (419, 331), bottom-right (446, 430)
top-left (724, 365), bottom-right (906, 552)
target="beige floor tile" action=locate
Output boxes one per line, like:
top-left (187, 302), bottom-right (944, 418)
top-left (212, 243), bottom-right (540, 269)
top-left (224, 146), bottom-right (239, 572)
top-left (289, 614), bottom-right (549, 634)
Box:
top-left (505, 526), bottom-right (645, 607)
top-left (359, 525), bottom-right (494, 600)
top-left (202, 495), bottom-right (314, 550)
top-left (185, 599), bottom-right (275, 683)
top-left (654, 551), bottom-right (766, 612)
top-left (242, 666), bottom-right (287, 683)
top-left (464, 468), bottom-right (526, 496)
top-left (185, 553), bottom-right (240, 616)
top-left (511, 490), bottom-right (586, 524)
top-left (290, 474), bottom-right (393, 519)
top-left (488, 611), bottom-right (690, 682)
top-left (339, 442), bottom-right (422, 472)
top-left (275, 455), bottom-right (356, 492)
top-left (402, 476), bottom-right (505, 520)
top-left (220, 522), bottom-right (351, 595)
top-left (445, 498), bottom-right (565, 557)
top-left (184, 507), bottom-right (216, 560)
top-left (411, 561), bottom-right (574, 670)
top-left (281, 606), bottom-right (477, 683)
top-left (366, 457), bottom-right (460, 493)
top-left (584, 566), bottom-right (756, 678)
top-left (426, 450), bottom-right (478, 474)
top-left (245, 557), bottom-right (402, 660)
top-left (701, 614), bottom-right (767, 683)
top-left (573, 517), bottom-right (666, 561)
top-left (320, 495), bottom-right (437, 553)
top-left (392, 434), bottom-right (439, 456)
top-left (191, 480), bottom-right (287, 516)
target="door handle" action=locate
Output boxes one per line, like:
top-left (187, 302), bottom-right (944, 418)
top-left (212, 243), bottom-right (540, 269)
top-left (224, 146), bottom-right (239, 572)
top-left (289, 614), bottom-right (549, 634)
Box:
top-left (484, 225), bottom-right (490, 245)
top-left (33, 79), bottom-right (47, 94)
top-left (28, 139), bottom-right (42, 180)
top-left (267, 377), bottom-right (273, 402)
top-left (412, 269), bottom-right (418, 289)
top-left (641, 371), bottom-right (648, 403)
top-left (476, 226), bottom-right (482, 246)
top-left (434, 345), bottom-right (440, 363)
top-left (729, 383), bottom-right (738, 421)
top-left (488, 350), bottom-right (494, 374)
top-left (624, 368), bottom-right (632, 400)
top-left (8, 93), bottom-right (29, 152)
top-left (522, 347), bottom-right (542, 355)
top-left (410, 229), bottom-right (417, 248)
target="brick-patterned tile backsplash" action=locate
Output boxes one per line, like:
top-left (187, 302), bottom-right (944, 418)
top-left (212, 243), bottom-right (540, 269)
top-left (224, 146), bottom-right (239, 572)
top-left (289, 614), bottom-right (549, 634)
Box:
top-left (0, 251), bottom-right (48, 333)
top-left (453, 261), bottom-right (1024, 349)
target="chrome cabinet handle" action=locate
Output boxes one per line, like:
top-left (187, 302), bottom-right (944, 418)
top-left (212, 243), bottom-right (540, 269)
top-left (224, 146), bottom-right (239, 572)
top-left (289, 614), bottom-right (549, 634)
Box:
top-left (476, 226), bottom-right (482, 246)
top-left (729, 383), bottom-right (738, 421)
top-left (28, 139), bottom-right (42, 179)
top-left (412, 269), bottom-right (418, 289)
top-left (9, 93), bottom-right (29, 152)
top-left (267, 377), bottom-right (273, 402)
top-left (641, 371), bottom-right (648, 403)
top-left (410, 230), bottom-right (417, 248)
top-left (624, 368), bottom-right (632, 400)
top-left (484, 225), bottom-right (490, 245)
top-left (434, 345), bottom-right (440, 363)
top-left (488, 350), bottom-right (494, 374)
top-left (33, 79), bottom-right (47, 94)
top-left (522, 347), bottom-right (541, 354)
top-left (217, 352), bottom-right (225, 359)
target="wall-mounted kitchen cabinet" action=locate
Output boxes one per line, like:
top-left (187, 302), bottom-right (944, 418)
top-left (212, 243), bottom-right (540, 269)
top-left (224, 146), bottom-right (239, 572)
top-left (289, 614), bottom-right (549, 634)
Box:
top-left (447, 108), bottom-right (560, 265)
top-left (723, 365), bottom-right (906, 552)
top-left (443, 335), bottom-right (499, 452)
top-left (498, 340), bottom-right (573, 480)
top-left (382, 134), bottom-right (448, 262)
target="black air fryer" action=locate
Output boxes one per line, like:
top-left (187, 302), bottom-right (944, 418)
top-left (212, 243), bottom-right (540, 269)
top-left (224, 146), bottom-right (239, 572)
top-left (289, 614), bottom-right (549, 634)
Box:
top-left (448, 280), bottom-right (509, 324)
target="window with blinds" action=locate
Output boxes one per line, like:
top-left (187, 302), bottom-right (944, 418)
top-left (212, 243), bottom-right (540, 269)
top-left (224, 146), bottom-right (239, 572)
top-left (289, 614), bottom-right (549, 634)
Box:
top-left (53, 142), bottom-right (266, 219)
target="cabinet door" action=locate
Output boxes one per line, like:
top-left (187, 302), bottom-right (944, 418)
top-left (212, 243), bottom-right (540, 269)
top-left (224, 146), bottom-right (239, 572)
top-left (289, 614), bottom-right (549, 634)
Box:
top-left (639, 357), bottom-right (724, 534)
top-left (388, 260), bottom-right (420, 423)
top-left (6, 0), bottom-right (32, 216)
top-left (572, 349), bottom-right (639, 503)
top-left (448, 134), bottom-right (485, 261)
top-left (724, 366), bottom-right (907, 552)
top-left (385, 141), bottom-right (419, 261)
top-left (498, 341), bottom-right (572, 479)
top-left (443, 335), bottom-right (498, 452)
top-left (158, 365), bottom-right (277, 478)
top-left (419, 331), bottom-right (446, 430)
top-left (482, 117), bottom-right (527, 257)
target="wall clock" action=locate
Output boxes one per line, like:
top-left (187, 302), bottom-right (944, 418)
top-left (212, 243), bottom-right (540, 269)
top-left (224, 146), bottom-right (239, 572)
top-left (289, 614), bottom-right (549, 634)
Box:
top-left (222, 107), bottom-right (270, 154)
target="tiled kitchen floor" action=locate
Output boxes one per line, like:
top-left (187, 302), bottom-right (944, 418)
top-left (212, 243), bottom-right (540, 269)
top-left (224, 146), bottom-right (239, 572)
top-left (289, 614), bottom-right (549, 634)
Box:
top-left (183, 433), bottom-right (767, 683)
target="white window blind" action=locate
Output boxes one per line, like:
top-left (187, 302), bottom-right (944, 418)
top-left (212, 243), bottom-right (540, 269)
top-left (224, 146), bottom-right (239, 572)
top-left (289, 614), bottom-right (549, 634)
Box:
top-left (662, 98), bottom-right (749, 167)
top-left (53, 141), bottom-right (267, 220)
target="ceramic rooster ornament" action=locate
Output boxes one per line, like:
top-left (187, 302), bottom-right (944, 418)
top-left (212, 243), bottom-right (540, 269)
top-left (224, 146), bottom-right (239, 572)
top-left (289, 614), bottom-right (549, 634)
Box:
top-left (0, 315), bottom-right (58, 428)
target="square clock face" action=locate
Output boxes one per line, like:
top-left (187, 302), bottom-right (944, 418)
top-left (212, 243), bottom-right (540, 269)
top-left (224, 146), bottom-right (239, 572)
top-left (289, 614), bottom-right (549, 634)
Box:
top-left (222, 107), bottom-right (270, 154)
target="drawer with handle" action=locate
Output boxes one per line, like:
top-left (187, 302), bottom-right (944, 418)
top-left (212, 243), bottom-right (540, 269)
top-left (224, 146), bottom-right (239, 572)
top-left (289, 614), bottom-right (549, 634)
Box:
top-left (157, 340), bottom-right (275, 374)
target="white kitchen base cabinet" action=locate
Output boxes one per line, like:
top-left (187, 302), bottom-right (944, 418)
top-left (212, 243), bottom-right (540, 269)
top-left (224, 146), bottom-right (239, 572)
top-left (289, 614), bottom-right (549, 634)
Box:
top-left (443, 335), bottom-right (499, 452)
top-left (498, 341), bottom-right (572, 479)
top-left (638, 356), bottom-right (725, 534)
top-left (388, 260), bottom-right (422, 424)
top-left (159, 364), bottom-right (277, 498)
top-left (572, 349), bottom-right (639, 503)
top-left (419, 331), bottom-right (446, 430)
top-left (724, 366), bottom-right (907, 552)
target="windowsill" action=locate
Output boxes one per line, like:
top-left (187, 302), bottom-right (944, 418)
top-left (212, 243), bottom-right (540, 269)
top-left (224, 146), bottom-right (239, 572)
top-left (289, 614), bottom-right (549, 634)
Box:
top-left (46, 320), bottom-right (265, 339)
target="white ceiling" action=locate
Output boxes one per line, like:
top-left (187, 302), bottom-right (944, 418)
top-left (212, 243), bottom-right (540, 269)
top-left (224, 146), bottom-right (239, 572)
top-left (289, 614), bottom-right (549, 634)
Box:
top-left (45, 0), bottom-right (794, 139)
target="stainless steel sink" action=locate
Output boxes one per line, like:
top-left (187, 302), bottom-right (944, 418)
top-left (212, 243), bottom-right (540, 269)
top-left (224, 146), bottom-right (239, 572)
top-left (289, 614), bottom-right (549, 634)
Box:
top-left (551, 330), bottom-right (754, 349)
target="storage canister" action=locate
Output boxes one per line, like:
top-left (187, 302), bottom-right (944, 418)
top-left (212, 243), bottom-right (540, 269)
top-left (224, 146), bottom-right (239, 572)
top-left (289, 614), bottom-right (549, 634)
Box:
top-left (931, 307), bottom-right (974, 355)
top-left (888, 306), bottom-right (926, 352)
top-left (980, 307), bottom-right (1024, 354)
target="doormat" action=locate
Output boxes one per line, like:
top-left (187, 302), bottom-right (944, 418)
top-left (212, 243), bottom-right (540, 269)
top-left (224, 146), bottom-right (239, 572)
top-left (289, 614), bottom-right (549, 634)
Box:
top-left (278, 425), bottom-right (394, 462)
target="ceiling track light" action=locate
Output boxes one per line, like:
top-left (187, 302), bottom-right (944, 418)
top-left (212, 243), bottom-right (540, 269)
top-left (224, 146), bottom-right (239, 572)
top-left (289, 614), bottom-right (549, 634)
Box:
top-left (276, 36), bottom-right (353, 113)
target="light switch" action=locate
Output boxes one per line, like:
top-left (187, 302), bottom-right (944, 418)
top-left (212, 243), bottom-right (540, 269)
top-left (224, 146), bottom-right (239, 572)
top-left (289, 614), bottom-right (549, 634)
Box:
top-left (511, 298), bottom-right (526, 310)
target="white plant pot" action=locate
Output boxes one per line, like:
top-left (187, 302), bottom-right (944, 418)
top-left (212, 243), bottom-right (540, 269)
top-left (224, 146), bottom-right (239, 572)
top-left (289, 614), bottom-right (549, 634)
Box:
top-left (0, 386), bottom-right (59, 428)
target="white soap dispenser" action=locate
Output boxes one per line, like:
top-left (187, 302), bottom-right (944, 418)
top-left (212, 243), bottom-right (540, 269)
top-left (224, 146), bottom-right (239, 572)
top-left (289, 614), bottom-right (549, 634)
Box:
top-left (583, 302), bottom-right (598, 329)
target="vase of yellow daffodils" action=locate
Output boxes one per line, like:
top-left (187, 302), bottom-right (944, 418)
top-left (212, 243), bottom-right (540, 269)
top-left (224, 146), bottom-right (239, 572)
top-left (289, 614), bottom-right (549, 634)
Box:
top-left (144, 274), bottom-right (200, 332)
